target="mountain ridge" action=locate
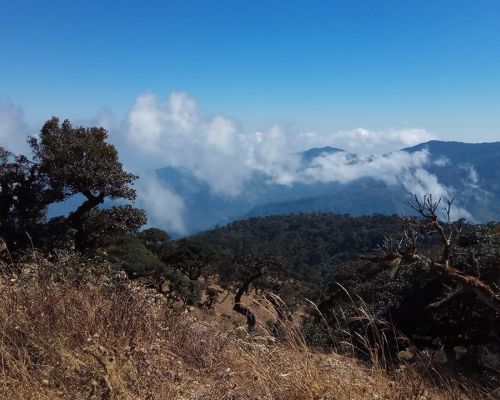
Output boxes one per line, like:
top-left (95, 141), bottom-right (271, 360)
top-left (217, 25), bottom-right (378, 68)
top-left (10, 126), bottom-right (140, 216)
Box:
top-left (154, 140), bottom-right (500, 234)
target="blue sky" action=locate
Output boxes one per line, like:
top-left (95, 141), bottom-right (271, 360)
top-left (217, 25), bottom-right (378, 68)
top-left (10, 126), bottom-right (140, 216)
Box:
top-left (1, 0), bottom-right (500, 141)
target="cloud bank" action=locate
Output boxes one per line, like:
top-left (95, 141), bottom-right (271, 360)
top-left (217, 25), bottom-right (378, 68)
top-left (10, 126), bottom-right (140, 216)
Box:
top-left (125, 91), bottom-right (438, 186)
top-left (121, 90), bottom-right (475, 228)
top-left (126, 91), bottom-right (303, 195)
top-left (0, 91), bottom-right (472, 232)
top-left (299, 150), bottom-right (471, 220)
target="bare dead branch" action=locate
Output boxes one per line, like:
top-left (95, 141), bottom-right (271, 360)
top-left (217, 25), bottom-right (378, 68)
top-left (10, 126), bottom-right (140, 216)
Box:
top-left (427, 285), bottom-right (465, 309)
top-left (366, 194), bottom-right (500, 315)
top-left (405, 194), bottom-right (500, 314)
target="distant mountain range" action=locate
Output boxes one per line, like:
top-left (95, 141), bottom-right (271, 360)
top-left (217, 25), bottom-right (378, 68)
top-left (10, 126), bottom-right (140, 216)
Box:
top-left (156, 140), bottom-right (500, 234)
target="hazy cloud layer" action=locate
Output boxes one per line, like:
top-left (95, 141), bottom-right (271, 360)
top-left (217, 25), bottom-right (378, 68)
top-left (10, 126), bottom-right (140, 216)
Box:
top-left (125, 91), bottom-right (438, 190)
top-left (0, 92), bottom-right (472, 232)
top-left (136, 176), bottom-right (187, 234)
top-left (0, 103), bottom-right (29, 154)
top-left (301, 150), bottom-right (471, 220)
top-left (122, 90), bottom-right (473, 229)
top-left (302, 150), bottom-right (429, 185)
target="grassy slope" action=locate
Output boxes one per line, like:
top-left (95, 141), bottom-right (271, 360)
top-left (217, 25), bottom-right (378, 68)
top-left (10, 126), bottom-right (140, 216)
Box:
top-left (0, 253), bottom-right (487, 400)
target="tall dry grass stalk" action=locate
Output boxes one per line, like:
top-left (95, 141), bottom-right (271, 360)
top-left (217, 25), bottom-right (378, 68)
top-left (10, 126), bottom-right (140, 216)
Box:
top-left (0, 252), bottom-right (487, 399)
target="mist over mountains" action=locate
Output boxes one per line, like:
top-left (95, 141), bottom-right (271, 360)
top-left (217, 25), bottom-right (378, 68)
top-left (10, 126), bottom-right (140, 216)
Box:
top-left (155, 140), bottom-right (500, 234)
top-left (9, 91), bottom-right (493, 235)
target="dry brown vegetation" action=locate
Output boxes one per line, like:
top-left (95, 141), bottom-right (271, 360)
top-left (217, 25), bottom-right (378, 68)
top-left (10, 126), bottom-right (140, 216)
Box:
top-left (0, 252), bottom-right (489, 399)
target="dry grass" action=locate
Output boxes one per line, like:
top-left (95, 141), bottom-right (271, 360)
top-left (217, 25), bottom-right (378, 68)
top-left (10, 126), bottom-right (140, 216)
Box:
top-left (0, 252), bottom-right (489, 399)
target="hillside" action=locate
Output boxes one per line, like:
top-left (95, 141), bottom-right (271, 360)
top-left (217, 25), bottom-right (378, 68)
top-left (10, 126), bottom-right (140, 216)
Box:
top-left (4, 5), bottom-right (500, 399)
top-left (192, 213), bottom-right (500, 387)
top-left (0, 253), bottom-right (488, 400)
top-left (2, 119), bottom-right (499, 399)
top-left (246, 141), bottom-right (500, 222)
top-left (194, 213), bottom-right (404, 283)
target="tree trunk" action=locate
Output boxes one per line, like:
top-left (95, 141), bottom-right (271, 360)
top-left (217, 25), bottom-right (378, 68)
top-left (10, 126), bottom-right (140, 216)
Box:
top-left (68, 190), bottom-right (105, 251)
top-left (233, 270), bottom-right (262, 332)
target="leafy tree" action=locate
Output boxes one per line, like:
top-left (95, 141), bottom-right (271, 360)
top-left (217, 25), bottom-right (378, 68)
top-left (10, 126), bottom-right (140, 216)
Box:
top-left (217, 246), bottom-right (290, 332)
top-left (0, 117), bottom-right (145, 253)
top-left (105, 233), bottom-right (164, 277)
top-left (77, 206), bottom-right (146, 251)
top-left (161, 238), bottom-right (214, 280)
top-left (162, 269), bottom-right (201, 306)
top-left (29, 117), bottom-right (143, 250)
top-left (138, 228), bottom-right (173, 257)
top-left (0, 148), bottom-right (47, 249)
top-left (104, 233), bottom-right (201, 304)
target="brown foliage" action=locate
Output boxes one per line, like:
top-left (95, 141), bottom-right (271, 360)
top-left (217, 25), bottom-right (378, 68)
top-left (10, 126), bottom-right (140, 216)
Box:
top-left (0, 252), bottom-right (486, 399)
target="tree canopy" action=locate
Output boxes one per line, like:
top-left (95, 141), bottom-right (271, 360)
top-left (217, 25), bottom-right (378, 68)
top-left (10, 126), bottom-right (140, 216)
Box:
top-left (0, 117), bottom-right (145, 252)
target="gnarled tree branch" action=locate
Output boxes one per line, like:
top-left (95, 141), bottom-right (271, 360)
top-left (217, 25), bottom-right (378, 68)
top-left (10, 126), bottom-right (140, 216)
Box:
top-left (366, 194), bottom-right (500, 314)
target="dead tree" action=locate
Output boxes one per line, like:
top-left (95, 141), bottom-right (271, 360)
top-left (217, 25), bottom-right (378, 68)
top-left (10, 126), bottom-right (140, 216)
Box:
top-left (366, 194), bottom-right (500, 313)
top-left (360, 229), bottom-right (419, 278)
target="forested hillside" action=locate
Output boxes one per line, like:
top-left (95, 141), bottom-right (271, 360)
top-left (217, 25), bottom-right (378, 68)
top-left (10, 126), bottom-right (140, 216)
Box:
top-left (194, 213), bottom-right (404, 282)
top-left (195, 212), bottom-right (500, 372)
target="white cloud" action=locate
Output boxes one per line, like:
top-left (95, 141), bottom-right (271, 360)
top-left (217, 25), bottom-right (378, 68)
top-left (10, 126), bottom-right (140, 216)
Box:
top-left (1, 92), bottom-right (465, 234)
top-left (136, 176), bottom-right (187, 235)
top-left (125, 91), bottom-right (435, 195)
top-left (434, 156), bottom-right (450, 167)
top-left (122, 90), bottom-right (465, 229)
top-left (0, 103), bottom-right (29, 154)
top-left (293, 128), bottom-right (436, 155)
top-left (298, 149), bottom-right (472, 220)
top-left (301, 149), bottom-right (430, 185)
top-left (205, 116), bottom-right (237, 154)
top-left (461, 164), bottom-right (479, 185)
top-left (125, 91), bottom-right (303, 196)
